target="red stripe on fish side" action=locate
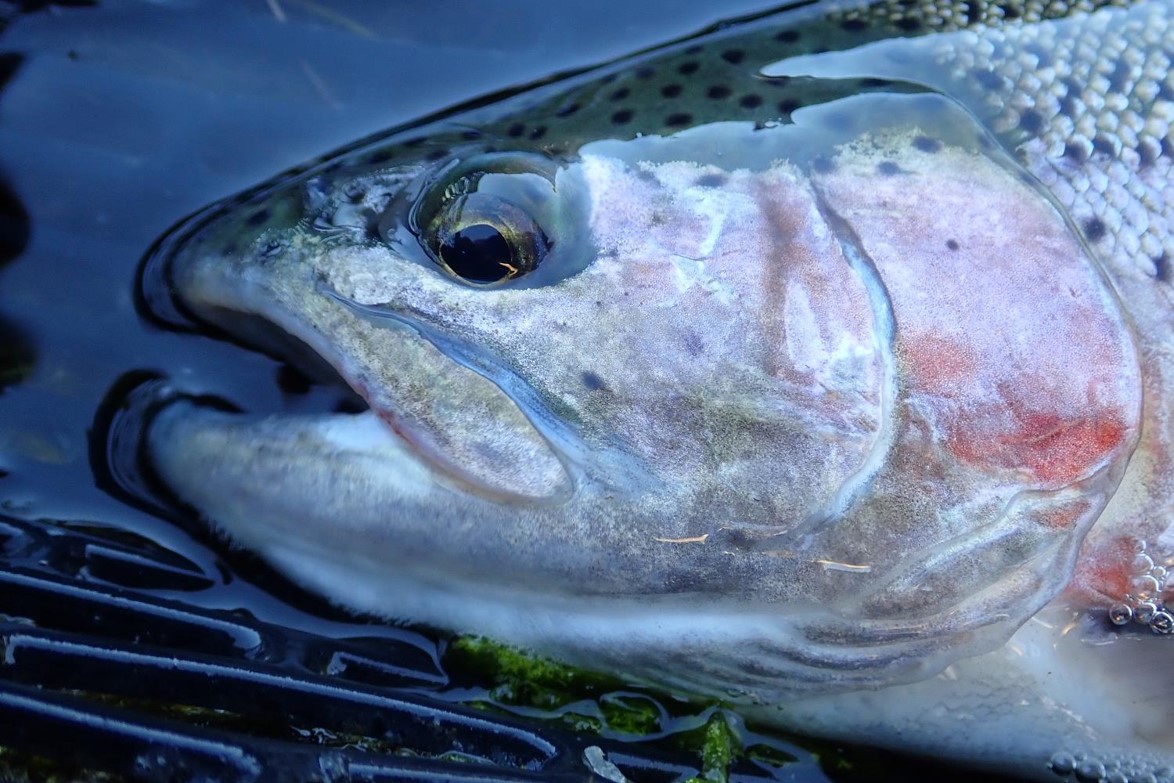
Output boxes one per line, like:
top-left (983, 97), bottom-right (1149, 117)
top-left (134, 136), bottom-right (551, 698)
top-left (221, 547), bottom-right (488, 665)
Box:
top-left (1066, 535), bottom-right (1138, 604)
top-left (947, 411), bottom-right (1128, 487)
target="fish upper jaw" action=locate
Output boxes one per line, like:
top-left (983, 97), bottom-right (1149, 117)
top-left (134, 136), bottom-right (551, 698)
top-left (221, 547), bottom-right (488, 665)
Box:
top-left (165, 236), bottom-right (584, 506)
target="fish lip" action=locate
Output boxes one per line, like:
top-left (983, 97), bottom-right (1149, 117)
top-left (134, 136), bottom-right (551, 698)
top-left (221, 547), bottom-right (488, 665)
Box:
top-left (174, 262), bottom-right (574, 504)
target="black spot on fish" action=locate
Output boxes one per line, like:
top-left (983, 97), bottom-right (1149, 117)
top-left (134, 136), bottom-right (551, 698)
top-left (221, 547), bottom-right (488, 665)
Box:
top-left (775, 29), bottom-right (800, 43)
top-left (1001, 3), bottom-right (1021, 19)
top-left (403, 137), bottom-right (426, 147)
top-left (1154, 253), bottom-right (1171, 283)
top-left (913, 135), bottom-right (942, 153)
top-left (946, 239), bottom-right (960, 251)
top-left (678, 61), bottom-right (700, 75)
top-left (611, 109), bottom-right (634, 125)
top-left (1059, 93), bottom-right (1078, 118)
top-left (581, 371), bottom-right (606, 391)
top-left (707, 85), bottom-right (732, 99)
top-left (529, 126), bottom-right (547, 140)
top-left (1017, 109), bottom-right (1044, 134)
top-left (695, 172), bottom-right (728, 188)
top-left (1063, 141), bottom-right (1088, 163)
top-left (895, 16), bottom-right (921, 31)
top-left (685, 44), bottom-right (704, 55)
top-left (811, 155), bottom-right (836, 174)
top-left (965, 1), bottom-right (982, 25)
top-left (1083, 217), bottom-right (1107, 242)
top-left (1025, 43), bottom-right (1051, 68)
top-left (860, 78), bottom-right (893, 88)
top-left (877, 161), bottom-right (901, 176)
top-left (972, 68), bottom-right (1003, 90)
top-left (507, 123), bottom-right (525, 138)
top-left (556, 102), bottom-right (580, 118)
top-left (739, 94), bottom-right (763, 109)
top-left (246, 209), bottom-right (270, 226)
top-left (1109, 60), bottom-right (1133, 93)
top-left (635, 66), bottom-right (655, 79)
top-left (426, 148), bottom-right (450, 162)
top-left (721, 49), bottom-right (745, 64)
top-left (1162, 137), bottom-right (1174, 160)
top-left (1138, 138), bottom-right (1159, 168)
top-left (665, 112), bottom-right (693, 127)
top-left (609, 87), bottom-right (630, 101)
top-left (840, 18), bottom-right (867, 31)
top-left (661, 84), bottom-right (683, 98)
top-left (1092, 135), bottom-right (1116, 157)
top-left (778, 98), bottom-right (801, 115)
top-left (461, 129), bottom-right (482, 140)
top-left (634, 168), bottom-right (658, 184)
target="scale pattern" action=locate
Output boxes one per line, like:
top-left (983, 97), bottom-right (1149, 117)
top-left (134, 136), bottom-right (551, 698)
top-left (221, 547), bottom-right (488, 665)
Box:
top-left (920, 1), bottom-right (1173, 286)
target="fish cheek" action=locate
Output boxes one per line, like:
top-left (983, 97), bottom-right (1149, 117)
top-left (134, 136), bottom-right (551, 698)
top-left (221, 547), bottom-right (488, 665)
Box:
top-left (530, 153), bottom-right (890, 530)
top-left (805, 129), bottom-right (1141, 633)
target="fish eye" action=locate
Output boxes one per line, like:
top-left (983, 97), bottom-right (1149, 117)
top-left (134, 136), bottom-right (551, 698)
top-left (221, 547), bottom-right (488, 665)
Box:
top-left (431, 189), bottom-right (550, 285)
top-left (403, 153), bottom-right (561, 287)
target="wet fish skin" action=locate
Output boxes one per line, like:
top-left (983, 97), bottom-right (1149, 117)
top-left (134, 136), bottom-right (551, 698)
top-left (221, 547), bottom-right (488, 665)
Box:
top-left (143, 1), bottom-right (1174, 780)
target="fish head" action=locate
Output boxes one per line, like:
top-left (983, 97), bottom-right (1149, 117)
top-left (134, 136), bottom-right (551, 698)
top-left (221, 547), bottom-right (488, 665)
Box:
top-left (147, 94), bottom-right (1143, 700)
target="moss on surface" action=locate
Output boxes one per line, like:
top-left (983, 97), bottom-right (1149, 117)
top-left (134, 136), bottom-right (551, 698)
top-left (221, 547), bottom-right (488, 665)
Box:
top-left (446, 637), bottom-right (757, 781)
top-left (446, 636), bottom-right (625, 709)
top-left (678, 710), bottom-right (739, 783)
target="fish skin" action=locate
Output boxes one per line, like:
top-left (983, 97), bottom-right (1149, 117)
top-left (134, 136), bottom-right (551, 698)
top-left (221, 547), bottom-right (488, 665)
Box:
top-left (764, 0), bottom-right (1174, 624)
top-left (142, 0), bottom-right (1174, 780)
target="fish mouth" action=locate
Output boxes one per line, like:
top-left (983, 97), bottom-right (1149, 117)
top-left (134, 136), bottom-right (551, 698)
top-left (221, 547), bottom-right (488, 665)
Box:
top-left (157, 242), bottom-right (576, 506)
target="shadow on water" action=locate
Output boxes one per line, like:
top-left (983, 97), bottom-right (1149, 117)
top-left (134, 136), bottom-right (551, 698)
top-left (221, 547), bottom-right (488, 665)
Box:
top-left (0, 53), bottom-right (33, 394)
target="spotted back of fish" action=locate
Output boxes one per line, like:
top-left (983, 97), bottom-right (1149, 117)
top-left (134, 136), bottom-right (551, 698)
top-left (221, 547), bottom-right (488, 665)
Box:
top-left (180, 0), bottom-right (1167, 303)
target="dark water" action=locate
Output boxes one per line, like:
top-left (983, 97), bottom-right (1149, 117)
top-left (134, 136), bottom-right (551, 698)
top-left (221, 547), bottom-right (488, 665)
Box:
top-left (0, 2), bottom-right (1019, 781)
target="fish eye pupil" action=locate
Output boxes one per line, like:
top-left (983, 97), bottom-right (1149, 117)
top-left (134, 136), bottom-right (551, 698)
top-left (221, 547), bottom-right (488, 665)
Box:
top-left (440, 223), bottom-right (514, 283)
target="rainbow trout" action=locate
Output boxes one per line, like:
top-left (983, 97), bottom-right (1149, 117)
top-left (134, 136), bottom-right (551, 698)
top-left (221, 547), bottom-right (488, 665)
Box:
top-left (144, 0), bottom-right (1174, 779)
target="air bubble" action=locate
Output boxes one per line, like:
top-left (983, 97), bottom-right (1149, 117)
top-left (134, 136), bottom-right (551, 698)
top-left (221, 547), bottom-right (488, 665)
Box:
top-left (1132, 575), bottom-right (1162, 596)
top-left (1075, 759), bottom-right (1106, 782)
top-left (1051, 752), bottom-right (1077, 775)
top-left (1108, 604), bottom-right (1133, 625)
top-left (1136, 601), bottom-right (1158, 625)
top-left (1151, 610), bottom-right (1174, 634)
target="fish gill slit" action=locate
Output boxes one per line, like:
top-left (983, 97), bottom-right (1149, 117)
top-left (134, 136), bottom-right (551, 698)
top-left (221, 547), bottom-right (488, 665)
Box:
top-left (802, 182), bottom-right (902, 527)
